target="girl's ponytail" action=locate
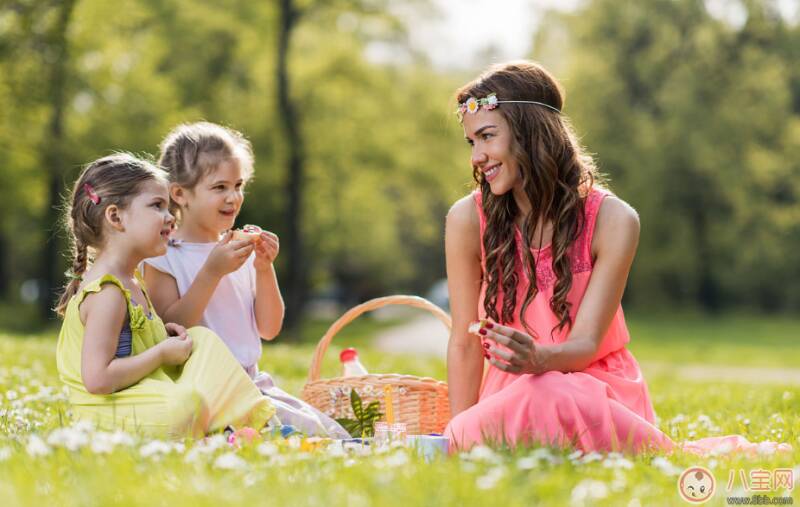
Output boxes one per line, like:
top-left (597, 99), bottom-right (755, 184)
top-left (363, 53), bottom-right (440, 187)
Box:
top-left (55, 237), bottom-right (89, 316)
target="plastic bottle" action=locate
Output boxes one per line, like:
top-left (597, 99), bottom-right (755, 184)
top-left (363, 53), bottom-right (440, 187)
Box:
top-left (340, 347), bottom-right (368, 377)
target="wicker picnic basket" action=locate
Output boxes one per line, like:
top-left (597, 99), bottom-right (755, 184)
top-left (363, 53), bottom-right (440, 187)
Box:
top-left (302, 295), bottom-right (451, 435)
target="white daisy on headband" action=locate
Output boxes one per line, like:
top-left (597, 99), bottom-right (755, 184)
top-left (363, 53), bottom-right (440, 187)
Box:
top-left (465, 97), bottom-right (480, 114)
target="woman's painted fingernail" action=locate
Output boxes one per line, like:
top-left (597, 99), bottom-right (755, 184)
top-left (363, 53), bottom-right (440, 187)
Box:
top-left (482, 342), bottom-right (490, 349)
top-left (479, 328), bottom-right (487, 335)
top-left (483, 352), bottom-right (491, 359)
top-left (485, 322), bottom-right (494, 329)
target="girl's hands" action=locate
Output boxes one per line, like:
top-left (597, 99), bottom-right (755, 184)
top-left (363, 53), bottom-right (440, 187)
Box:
top-left (159, 324), bottom-right (193, 366)
top-left (161, 322), bottom-right (192, 366)
top-left (164, 322), bottom-right (188, 339)
top-left (253, 231), bottom-right (279, 272)
top-left (474, 321), bottom-right (549, 375)
top-left (204, 231), bottom-right (255, 278)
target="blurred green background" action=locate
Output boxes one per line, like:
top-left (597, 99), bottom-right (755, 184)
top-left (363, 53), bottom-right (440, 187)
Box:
top-left (0, 0), bottom-right (798, 332)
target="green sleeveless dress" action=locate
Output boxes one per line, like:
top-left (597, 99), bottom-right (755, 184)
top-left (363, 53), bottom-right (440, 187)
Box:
top-left (55, 273), bottom-right (275, 438)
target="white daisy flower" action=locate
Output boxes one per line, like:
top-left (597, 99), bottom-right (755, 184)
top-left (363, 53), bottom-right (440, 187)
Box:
top-left (475, 466), bottom-right (506, 490)
top-left (651, 456), bottom-right (682, 476)
top-left (47, 427), bottom-right (89, 451)
top-left (579, 451), bottom-right (603, 464)
top-left (567, 450), bottom-right (583, 461)
top-left (570, 479), bottom-right (609, 503)
top-left (213, 451), bottom-right (247, 470)
top-left (90, 433), bottom-right (115, 455)
top-left (384, 450), bottom-right (409, 468)
top-left (110, 431), bottom-right (136, 447)
top-left (257, 442), bottom-right (279, 457)
top-left (465, 444), bottom-right (500, 463)
top-left (466, 97), bottom-right (479, 114)
top-left (26, 435), bottom-right (51, 457)
top-left (515, 456), bottom-right (538, 470)
top-left (139, 440), bottom-right (173, 458)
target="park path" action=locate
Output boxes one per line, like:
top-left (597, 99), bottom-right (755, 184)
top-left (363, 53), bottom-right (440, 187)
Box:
top-left (374, 316), bottom-right (800, 385)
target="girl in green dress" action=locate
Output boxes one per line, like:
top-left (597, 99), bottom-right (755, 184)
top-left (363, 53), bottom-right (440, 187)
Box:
top-left (55, 153), bottom-right (274, 438)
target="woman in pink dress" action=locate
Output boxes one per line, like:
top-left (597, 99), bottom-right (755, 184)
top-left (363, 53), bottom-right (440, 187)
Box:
top-left (444, 61), bottom-right (790, 456)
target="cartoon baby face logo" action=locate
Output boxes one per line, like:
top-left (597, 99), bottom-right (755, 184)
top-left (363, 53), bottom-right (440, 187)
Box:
top-left (678, 466), bottom-right (716, 503)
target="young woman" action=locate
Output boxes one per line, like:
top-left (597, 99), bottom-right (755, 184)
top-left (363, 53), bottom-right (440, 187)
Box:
top-left (444, 61), bottom-right (790, 456)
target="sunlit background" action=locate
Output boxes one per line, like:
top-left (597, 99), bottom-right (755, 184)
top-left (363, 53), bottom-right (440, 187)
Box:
top-left (1, 0), bottom-right (798, 332)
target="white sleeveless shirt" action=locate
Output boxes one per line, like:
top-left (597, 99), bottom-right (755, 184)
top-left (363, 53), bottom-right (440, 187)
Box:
top-left (143, 240), bottom-right (262, 370)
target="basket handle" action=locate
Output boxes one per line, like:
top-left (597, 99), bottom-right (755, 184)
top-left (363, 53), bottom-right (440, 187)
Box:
top-left (307, 295), bottom-right (452, 382)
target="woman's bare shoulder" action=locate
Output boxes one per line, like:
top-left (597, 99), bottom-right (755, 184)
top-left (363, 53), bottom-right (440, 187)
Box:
top-left (446, 193), bottom-right (480, 232)
top-left (593, 194), bottom-right (640, 256)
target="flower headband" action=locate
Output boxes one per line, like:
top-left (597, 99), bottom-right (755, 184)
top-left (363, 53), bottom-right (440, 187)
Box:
top-left (456, 93), bottom-right (561, 120)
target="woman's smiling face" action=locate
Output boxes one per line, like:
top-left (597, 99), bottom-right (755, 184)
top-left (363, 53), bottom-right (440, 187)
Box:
top-left (463, 108), bottom-right (521, 196)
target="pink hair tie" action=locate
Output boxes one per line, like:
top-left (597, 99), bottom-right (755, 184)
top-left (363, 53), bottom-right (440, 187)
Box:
top-left (83, 183), bottom-right (100, 205)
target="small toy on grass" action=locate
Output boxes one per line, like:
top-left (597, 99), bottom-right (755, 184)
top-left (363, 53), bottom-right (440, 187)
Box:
top-left (225, 426), bottom-right (262, 447)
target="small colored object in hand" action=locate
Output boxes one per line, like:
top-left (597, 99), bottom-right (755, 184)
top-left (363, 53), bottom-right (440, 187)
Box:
top-left (468, 319), bottom-right (489, 335)
top-left (231, 224), bottom-right (263, 243)
top-left (384, 385), bottom-right (394, 424)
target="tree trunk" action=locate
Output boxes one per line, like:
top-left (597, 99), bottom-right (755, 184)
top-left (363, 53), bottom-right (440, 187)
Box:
top-left (276, 0), bottom-right (308, 331)
top-left (41, 0), bottom-right (77, 320)
top-left (691, 200), bottom-right (720, 312)
top-left (0, 234), bottom-right (8, 297)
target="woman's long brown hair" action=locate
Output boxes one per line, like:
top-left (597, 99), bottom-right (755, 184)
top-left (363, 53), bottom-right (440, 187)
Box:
top-left (456, 61), bottom-right (602, 337)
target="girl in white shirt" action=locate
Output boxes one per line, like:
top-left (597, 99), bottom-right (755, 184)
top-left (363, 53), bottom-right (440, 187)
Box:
top-left (143, 122), bottom-right (348, 438)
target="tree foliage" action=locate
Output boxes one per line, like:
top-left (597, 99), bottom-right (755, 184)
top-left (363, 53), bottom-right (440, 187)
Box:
top-left (0, 0), bottom-right (797, 327)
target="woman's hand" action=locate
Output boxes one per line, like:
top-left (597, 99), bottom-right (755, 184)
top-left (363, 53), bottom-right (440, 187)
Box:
top-left (478, 321), bottom-right (549, 375)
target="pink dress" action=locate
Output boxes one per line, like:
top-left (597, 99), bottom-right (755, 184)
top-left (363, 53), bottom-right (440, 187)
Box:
top-left (445, 188), bottom-right (791, 456)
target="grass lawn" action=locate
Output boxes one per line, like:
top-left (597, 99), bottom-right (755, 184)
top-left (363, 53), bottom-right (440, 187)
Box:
top-left (0, 313), bottom-right (797, 506)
